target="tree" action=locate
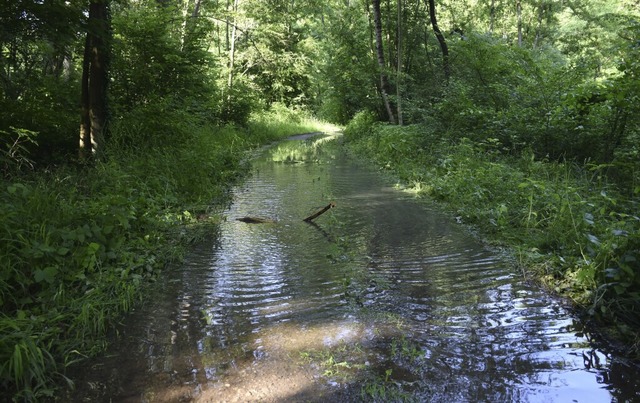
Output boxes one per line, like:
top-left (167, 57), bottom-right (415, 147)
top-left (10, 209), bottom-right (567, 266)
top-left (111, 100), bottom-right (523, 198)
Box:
top-left (226, 0), bottom-right (240, 102)
top-left (396, 0), bottom-right (404, 125)
top-left (79, 0), bottom-right (111, 160)
top-left (372, 0), bottom-right (397, 124)
top-left (425, 0), bottom-right (449, 82)
top-left (310, 2), bottom-right (380, 124)
top-left (0, 0), bottom-right (83, 161)
top-left (516, 0), bottom-right (522, 46)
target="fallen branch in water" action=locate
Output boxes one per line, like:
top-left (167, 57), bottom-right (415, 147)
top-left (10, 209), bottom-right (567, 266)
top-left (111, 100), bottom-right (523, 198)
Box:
top-left (303, 202), bottom-right (336, 222)
top-left (236, 216), bottom-right (277, 224)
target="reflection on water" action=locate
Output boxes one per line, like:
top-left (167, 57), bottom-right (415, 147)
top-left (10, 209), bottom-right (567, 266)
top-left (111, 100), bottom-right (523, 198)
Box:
top-left (69, 135), bottom-right (640, 402)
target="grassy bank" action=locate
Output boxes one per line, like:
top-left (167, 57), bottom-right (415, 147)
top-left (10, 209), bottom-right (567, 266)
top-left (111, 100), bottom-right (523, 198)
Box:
top-left (343, 112), bottom-right (640, 358)
top-left (0, 106), bottom-right (331, 401)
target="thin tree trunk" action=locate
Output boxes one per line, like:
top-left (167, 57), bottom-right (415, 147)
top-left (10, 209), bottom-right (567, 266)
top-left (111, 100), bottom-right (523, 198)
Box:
top-left (180, 0), bottom-right (194, 49)
top-left (79, 34), bottom-right (91, 159)
top-left (181, 0), bottom-right (202, 50)
top-left (227, 24), bottom-right (237, 91)
top-left (79, 0), bottom-right (110, 160)
top-left (225, 0), bottom-right (230, 51)
top-left (517, 0), bottom-right (522, 46)
top-left (403, 0), bottom-right (422, 74)
top-left (227, 0), bottom-right (239, 100)
top-left (372, 0), bottom-right (396, 124)
top-left (192, 0), bottom-right (202, 18)
top-left (426, 0), bottom-right (449, 82)
top-left (396, 0), bottom-right (403, 126)
top-left (533, 2), bottom-right (544, 49)
top-left (385, 0), bottom-right (393, 70)
top-left (489, 0), bottom-right (495, 33)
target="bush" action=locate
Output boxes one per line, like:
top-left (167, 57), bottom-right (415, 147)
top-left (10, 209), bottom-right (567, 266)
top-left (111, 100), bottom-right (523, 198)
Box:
top-left (343, 110), bottom-right (377, 141)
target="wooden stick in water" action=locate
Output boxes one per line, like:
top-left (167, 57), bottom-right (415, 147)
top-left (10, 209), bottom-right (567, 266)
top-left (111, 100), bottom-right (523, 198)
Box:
top-left (303, 202), bottom-right (336, 222)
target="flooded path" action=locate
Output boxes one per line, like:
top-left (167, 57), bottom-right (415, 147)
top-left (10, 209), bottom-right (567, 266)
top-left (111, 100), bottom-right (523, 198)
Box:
top-left (70, 134), bottom-right (640, 402)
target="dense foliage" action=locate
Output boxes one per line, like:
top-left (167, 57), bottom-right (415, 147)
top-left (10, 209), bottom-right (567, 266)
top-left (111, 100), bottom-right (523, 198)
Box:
top-left (1, 0), bottom-right (638, 399)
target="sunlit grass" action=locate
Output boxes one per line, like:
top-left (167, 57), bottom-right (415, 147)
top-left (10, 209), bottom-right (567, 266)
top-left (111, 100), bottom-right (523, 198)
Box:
top-left (248, 104), bottom-right (341, 141)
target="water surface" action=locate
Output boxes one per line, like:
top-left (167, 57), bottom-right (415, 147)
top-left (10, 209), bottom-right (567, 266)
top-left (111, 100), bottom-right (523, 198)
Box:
top-left (70, 134), bottom-right (640, 402)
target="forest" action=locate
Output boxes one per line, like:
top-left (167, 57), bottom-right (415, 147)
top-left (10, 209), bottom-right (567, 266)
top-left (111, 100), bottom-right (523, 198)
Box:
top-left (0, 0), bottom-right (638, 400)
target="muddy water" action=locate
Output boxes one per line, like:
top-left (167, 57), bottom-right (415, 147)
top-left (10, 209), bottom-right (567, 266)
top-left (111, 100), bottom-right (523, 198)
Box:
top-left (70, 134), bottom-right (640, 402)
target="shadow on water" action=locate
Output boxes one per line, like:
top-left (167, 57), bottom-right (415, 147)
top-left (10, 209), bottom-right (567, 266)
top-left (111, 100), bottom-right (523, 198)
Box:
top-left (67, 134), bottom-right (640, 402)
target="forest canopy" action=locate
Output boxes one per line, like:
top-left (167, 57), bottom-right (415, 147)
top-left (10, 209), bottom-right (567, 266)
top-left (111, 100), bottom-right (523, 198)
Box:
top-left (1, 0), bottom-right (638, 161)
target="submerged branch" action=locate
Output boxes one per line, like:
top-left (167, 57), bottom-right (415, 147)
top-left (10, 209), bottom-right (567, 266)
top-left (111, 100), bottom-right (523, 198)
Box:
top-left (303, 202), bottom-right (336, 222)
top-left (236, 202), bottom-right (335, 224)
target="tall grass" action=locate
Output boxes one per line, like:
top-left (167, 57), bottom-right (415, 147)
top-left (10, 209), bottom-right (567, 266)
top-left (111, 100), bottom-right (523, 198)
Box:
top-left (247, 103), bottom-right (341, 140)
top-left (0, 105), bottom-right (330, 400)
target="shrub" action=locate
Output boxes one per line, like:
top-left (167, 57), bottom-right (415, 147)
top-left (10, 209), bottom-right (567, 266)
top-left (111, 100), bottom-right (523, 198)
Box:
top-left (344, 110), bottom-right (377, 142)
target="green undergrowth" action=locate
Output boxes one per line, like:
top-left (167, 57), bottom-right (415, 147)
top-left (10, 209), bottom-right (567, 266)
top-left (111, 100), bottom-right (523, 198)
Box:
top-left (0, 106), bottom-right (330, 401)
top-left (344, 111), bottom-right (640, 359)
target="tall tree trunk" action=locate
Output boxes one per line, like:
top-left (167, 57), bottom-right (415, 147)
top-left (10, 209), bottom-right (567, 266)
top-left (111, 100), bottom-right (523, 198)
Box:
top-left (192, 0), bottom-right (202, 18)
top-left (79, 34), bottom-right (91, 159)
top-left (79, 0), bottom-right (110, 160)
top-left (227, 23), bottom-right (237, 92)
top-left (385, 0), bottom-right (394, 70)
top-left (489, 0), bottom-right (495, 33)
top-left (533, 2), bottom-right (544, 49)
top-left (396, 0), bottom-right (403, 125)
top-left (426, 0), bottom-right (449, 82)
top-left (226, 0), bottom-right (239, 106)
top-left (517, 0), bottom-right (523, 46)
top-left (372, 0), bottom-right (396, 124)
top-left (225, 0), bottom-right (231, 51)
top-left (181, 0), bottom-right (203, 50)
top-left (180, 0), bottom-right (194, 49)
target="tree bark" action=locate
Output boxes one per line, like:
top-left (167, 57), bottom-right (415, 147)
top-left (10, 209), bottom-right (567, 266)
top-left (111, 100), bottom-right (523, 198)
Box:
top-left (533, 2), bottom-right (545, 49)
top-left (79, 0), bottom-right (110, 160)
top-left (489, 0), bottom-right (495, 33)
top-left (372, 0), bottom-right (396, 124)
top-left (517, 0), bottom-right (523, 46)
top-left (227, 0), bottom-right (239, 94)
top-left (192, 0), bottom-right (202, 18)
top-left (79, 34), bottom-right (91, 160)
top-left (426, 0), bottom-right (449, 82)
top-left (396, 0), bottom-right (403, 125)
top-left (181, 0), bottom-right (202, 50)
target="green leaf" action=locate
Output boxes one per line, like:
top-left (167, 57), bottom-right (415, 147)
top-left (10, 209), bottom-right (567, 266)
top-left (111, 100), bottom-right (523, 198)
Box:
top-left (87, 242), bottom-right (101, 254)
top-left (57, 247), bottom-right (70, 255)
top-left (583, 213), bottom-right (594, 225)
top-left (586, 234), bottom-right (600, 245)
top-left (34, 267), bottom-right (58, 284)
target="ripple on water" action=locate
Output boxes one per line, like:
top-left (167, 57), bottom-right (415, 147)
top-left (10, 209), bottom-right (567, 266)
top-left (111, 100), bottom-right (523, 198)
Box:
top-left (66, 137), bottom-right (640, 403)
